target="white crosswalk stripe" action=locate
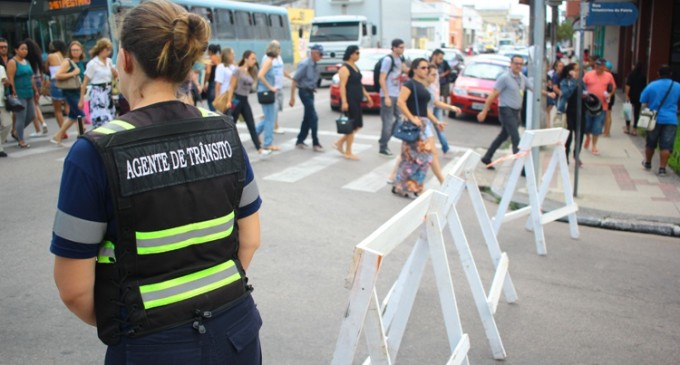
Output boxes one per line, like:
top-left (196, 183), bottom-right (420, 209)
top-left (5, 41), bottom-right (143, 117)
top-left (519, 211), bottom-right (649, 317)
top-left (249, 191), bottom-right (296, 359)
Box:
top-left (263, 143), bottom-right (372, 183)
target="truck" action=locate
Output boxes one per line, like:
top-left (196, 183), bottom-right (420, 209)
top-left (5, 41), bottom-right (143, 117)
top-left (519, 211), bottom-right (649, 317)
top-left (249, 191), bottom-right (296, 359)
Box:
top-left (305, 0), bottom-right (411, 84)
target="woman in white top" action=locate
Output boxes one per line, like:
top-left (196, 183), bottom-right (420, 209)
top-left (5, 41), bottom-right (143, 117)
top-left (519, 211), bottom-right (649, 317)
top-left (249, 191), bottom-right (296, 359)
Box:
top-left (214, 47), bottom-right (236, 99)
top-left (47, 40), bottom-right (68, 131)
top-left (78, 38), bottom-right (117, 128)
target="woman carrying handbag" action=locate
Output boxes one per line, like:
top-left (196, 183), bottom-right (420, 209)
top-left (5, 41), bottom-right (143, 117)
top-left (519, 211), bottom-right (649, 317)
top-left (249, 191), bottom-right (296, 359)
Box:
top-left (6, 40), bottom-right (37, 148)
top-left (391, 58), bottom-right (436, 198)
top-left (334, 45), bottom-right (373, 160)
top-left (50, 45), bottom-right (85, 145)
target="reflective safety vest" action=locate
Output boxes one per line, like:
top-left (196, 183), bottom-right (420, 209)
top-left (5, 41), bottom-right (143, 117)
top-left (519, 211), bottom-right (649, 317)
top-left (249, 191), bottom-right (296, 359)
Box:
top-left (84, 108), bottom-right (250, 345)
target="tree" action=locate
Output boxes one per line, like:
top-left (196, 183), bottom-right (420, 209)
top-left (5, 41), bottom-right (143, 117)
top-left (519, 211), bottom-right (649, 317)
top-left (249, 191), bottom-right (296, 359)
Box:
top-left (556, 22), bottom-right (574, 42)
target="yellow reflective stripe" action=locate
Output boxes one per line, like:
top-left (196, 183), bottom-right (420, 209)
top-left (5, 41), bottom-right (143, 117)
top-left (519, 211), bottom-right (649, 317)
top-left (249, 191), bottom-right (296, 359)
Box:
top-left (135, 212), bottom-right (235, 255)
top-left (91, 119), bottom-right (135, 134)
top-left (140, 260), bottom-right (241, 309)
top-left (198, 107), bottom-right (219, 117)
top-left (97, 241), bottom-right (116, 264)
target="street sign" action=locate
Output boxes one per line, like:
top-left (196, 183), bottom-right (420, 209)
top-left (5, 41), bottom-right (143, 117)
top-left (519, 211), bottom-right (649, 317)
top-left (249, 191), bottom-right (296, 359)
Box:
top-left (586, 2), bottom-right (638, 26)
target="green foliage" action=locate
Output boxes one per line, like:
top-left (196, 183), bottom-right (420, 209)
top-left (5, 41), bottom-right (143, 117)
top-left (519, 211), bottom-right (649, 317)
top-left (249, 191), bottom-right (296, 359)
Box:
top-left (556, 22), bottom-right (574, 42)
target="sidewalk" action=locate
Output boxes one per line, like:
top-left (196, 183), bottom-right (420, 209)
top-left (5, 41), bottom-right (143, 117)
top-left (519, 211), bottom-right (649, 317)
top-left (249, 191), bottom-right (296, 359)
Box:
top-left (474, 99), bottom-right (680, 237)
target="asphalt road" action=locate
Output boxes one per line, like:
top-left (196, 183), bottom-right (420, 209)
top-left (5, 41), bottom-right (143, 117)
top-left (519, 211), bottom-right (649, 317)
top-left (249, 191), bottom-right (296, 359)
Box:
top-left (1, 86), bottom-right (679, 365)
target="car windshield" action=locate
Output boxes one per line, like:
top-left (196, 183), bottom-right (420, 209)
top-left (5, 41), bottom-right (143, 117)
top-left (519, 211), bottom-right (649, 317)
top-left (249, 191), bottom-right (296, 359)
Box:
top-left (462, 63), bottom-right (507, 80)
top-left (310, 22), bottom-right (359, 42)
top-left (355, 52), bottom-right (388, 71)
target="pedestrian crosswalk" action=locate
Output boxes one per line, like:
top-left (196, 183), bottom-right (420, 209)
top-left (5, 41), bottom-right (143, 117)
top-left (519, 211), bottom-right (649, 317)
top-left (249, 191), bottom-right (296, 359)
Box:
top-left (3, 122), bottom-right (472, 197)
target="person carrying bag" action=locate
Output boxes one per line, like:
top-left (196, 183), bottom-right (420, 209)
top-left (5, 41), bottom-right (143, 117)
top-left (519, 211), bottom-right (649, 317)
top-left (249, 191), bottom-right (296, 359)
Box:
top-left (638, 80), bottom-right (673, 131)
top-left (55, 59), bottom-right (82, 90)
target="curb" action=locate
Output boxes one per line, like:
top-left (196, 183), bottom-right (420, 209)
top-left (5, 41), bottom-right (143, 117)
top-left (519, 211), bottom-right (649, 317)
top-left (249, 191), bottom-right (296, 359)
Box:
top-left (480, 186), bottom-right (680, 238)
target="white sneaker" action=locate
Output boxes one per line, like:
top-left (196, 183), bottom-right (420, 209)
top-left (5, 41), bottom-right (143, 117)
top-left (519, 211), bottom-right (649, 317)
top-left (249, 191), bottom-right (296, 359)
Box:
top-left (259, 149), bottom-right (272, 159)
top-left (273, 128), bottom-right (285, 135)
top-left (29, 131), bottom-right (42, 138)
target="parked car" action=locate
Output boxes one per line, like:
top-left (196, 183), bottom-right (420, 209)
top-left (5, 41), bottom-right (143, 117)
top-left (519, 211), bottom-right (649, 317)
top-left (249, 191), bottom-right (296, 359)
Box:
top-left (330, 48), bottom-right (391, 111)
top-left (449, 57), bottom-right (509, 118)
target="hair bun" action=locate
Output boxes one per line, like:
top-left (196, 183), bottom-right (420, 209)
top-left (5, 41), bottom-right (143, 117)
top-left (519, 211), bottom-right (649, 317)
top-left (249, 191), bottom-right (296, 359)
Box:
top-left (171, 13), bottom-right (208, 62)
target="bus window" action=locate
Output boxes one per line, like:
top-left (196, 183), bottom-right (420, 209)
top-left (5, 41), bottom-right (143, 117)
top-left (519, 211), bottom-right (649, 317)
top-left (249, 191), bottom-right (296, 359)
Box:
top-left (252, 13), bottom-right (270, 40)
top-left (269, 14), bottom-right (284, 40)
top-left (215, 9), bottom-right (235, 40)
top-left (362, 22), bottom-right (367, 37)
top-left (234, 11), bottom-right (253, 39)
top-left (190, 7), bottom-right (215, 35)
top-left (30, 9), bottom-right (110, 57)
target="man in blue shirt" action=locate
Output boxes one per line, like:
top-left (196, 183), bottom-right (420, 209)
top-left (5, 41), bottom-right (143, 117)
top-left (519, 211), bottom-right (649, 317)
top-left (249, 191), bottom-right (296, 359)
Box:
top-left (640, 65), bottom-right (680, 176)
top-left (290, 44), bottom-right (324, 152)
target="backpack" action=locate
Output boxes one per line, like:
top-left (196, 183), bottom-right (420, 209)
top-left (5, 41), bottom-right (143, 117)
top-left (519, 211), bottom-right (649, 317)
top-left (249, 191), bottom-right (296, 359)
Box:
top-left (373, 55), bottom-right (394, 91)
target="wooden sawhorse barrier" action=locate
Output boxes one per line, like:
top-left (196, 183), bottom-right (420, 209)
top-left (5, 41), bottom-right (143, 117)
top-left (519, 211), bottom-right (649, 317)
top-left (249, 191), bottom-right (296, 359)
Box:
top-left (435, 149), bottom-right (518, 360)
top-left (331, 190), bottom-right (470, 365)
top-left (491, 128), bottom-right (580, 255)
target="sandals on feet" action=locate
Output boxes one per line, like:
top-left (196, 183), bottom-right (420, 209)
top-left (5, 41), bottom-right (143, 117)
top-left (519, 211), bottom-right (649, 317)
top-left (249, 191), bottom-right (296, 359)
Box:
top-left (18, 143), bottom-right (30, 149)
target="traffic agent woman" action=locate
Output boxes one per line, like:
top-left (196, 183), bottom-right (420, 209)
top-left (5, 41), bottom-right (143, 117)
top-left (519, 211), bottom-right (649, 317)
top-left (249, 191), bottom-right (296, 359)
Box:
top-left (50, 1), bottom-right (264, 363)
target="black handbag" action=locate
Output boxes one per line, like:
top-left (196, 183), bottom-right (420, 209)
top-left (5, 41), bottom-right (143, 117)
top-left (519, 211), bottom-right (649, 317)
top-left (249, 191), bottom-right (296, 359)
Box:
top-left (257, 90), bottom-right (276, 104)
top-left (335, 114), bottom-right (354, 134)
top-left (5, 95), bottom-right (25, 112)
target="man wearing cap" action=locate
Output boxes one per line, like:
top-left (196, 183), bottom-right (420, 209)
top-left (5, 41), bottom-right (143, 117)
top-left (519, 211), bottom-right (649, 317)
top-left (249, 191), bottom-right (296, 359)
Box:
top-left (640, 65), bottom-right (680, 176)
top-left (290, 44), bottom-right (324, 152)
top-left (582, 58), bottom-right (616, 155)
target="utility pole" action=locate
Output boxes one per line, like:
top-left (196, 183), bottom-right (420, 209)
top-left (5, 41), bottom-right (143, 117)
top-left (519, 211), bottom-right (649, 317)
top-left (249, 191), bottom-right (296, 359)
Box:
top-left (530, 0), bottom-right (546, 175)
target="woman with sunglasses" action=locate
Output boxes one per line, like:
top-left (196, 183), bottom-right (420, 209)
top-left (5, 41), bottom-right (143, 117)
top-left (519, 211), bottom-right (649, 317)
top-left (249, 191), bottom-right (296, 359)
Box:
top-left (391, 58), bottom-right (437, 198)
top-left (334, 45), bottom-right (373, 160)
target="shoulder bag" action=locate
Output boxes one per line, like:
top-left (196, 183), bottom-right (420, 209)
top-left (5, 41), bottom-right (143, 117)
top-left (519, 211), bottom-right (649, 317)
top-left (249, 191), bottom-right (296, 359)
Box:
top-left (335, 113), bottom-right (354, 134)
top-left (638, 81), bottom-right (674, 131)
top-left (55, 59), bottom-right (82, 90)
top-left (392, 81), bottom-right (423, 143)
top-left (4, 85), bottom-right (25, 112)
top-left (257, 90), bottom-right (276, 104)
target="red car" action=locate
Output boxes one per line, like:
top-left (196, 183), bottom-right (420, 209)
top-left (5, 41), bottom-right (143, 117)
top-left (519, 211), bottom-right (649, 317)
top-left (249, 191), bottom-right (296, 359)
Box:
top-left (330, 48), bottom-right (390, 111)
top-left (449, 57), bottom-right (509, 118)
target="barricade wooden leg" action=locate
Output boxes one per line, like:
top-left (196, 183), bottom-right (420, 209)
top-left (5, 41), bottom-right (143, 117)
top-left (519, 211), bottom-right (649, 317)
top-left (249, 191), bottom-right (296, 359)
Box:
top-left (332, 250), bottom-right (382, 365)
top-left (465, 177), bottom-right (518, 304)
top-left (426, 212), bottom-right (470, 365)
top-left (364, 290), bottom-right (391, 365)
top-left (446, 206), bottom-right (507, 360)
top-left (524, 156), bottom-right (547, 255)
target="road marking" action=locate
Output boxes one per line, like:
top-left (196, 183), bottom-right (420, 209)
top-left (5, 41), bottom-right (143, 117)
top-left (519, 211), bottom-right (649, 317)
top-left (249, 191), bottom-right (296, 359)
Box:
top-left (7, 141), bottom-right (73, 158)
top-left (264, 143), bottom-right (372, 183)
top-left (342, 160), bottom-right (396, 192)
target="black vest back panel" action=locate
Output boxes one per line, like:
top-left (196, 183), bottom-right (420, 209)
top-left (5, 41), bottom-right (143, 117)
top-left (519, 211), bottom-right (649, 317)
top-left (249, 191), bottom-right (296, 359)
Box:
top-left (86, 113), bottom-right (249, 345)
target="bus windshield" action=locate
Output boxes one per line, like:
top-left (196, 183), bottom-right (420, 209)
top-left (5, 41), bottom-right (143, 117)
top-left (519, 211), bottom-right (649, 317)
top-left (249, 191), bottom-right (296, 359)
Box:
top-left (310, 22), bottom-right (359, 42)
top-left (31, 8), bottom-right (110, 57)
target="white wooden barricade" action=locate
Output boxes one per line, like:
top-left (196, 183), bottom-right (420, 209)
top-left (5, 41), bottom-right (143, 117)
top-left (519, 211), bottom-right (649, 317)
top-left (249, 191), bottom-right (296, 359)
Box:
top-left (491, 128), bottom-right (579, 256)
top-left (332, 190), bottom-right (470, 365)
top-left (432, 149), bottom-right (519, 360)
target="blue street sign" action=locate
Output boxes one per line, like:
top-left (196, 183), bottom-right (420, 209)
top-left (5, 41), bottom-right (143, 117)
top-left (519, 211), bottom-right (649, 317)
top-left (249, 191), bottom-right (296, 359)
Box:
top-left (587, 2), bottom-right (639, 26)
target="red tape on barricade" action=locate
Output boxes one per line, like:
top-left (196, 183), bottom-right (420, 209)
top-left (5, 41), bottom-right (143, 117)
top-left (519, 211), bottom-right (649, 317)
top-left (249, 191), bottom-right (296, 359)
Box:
top-left (486, 149), bottom-right (531, 169)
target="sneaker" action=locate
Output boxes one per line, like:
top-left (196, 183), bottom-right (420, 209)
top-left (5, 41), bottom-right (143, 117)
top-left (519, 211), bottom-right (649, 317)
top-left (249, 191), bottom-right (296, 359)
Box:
top-left (29, 131), bottom-right (42, 138)
top-left (480, 157), bottom-right (495, 170)
top-left (273, 128), bottom-right (285, 135)
top-left (0, 151), bottom-right (7, 157)
top-left (42, 124), bottom-right (48, 134)
top-left (642, 160), bottom-right (651, 170)
top-left (379, 149), bottom-right (393, 158)
top-left (296, 143), bottom-right (308, 149)
top-left (313, 145), bottom-right (324, 152)
top-left (259, 149), bottom-right (272, 159)
top-left (658, 167), bottom-right (667, 176)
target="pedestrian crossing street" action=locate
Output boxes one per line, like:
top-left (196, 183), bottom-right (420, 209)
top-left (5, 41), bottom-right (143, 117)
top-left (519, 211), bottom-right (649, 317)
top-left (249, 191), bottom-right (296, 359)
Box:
top-left (5, 124), bottom-right (472, 196)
